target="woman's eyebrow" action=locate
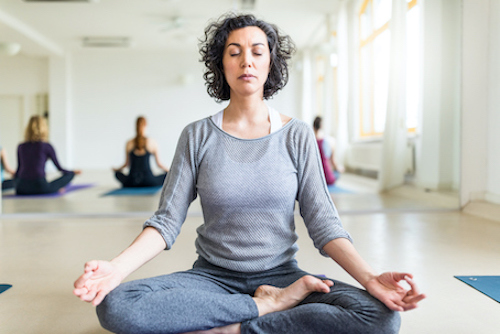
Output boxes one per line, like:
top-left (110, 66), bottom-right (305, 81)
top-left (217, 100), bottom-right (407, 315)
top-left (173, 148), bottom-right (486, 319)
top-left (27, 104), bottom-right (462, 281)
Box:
top-left (226, 42), bottom-right (265, 47)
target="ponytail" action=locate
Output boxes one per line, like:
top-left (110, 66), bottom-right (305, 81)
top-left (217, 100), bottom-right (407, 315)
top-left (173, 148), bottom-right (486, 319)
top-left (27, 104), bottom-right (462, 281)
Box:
top-left (134, 116), bottom-right (147, 150)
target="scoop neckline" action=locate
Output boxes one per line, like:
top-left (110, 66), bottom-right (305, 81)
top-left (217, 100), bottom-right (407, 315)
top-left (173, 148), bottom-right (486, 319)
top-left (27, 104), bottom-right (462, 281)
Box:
top-left (207, 116), bottom-right (296, 142)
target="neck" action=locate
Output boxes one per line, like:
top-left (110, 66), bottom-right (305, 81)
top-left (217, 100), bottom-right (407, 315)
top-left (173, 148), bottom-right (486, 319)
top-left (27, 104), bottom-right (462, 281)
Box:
top-left (224, 95), bottom-right (268, 123)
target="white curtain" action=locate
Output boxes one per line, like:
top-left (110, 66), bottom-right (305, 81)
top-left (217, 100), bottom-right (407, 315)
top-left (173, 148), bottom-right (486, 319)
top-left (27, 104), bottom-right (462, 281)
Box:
top-left (335, 1), bottom-right (350, 167)
top-left (378, 0), bottom-right (408, 191)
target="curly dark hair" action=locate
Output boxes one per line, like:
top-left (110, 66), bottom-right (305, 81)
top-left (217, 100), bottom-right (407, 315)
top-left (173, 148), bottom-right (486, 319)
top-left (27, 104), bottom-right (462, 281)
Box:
top-left (199, 13), bottom-right (296, 102)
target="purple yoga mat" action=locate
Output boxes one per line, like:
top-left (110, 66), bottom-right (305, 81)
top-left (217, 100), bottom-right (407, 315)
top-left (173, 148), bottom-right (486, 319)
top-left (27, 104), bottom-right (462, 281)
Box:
top-left (2, 183), bottom-right (94, 199)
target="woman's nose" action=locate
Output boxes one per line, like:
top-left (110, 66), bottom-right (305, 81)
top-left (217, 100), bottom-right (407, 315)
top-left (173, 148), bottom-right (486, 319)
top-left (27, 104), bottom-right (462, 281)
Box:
top-left (241, 52), bottom-right (252, 67)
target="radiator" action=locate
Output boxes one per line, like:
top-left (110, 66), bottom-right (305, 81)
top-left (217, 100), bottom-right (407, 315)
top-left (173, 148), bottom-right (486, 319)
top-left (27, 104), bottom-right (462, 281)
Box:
top-left (345, 141), bottom-right (415, 174)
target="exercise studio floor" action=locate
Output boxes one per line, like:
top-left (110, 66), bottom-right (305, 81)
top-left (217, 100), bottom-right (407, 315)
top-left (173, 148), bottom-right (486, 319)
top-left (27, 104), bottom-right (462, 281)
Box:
top-left (1, 172), bottom-right (499, 333)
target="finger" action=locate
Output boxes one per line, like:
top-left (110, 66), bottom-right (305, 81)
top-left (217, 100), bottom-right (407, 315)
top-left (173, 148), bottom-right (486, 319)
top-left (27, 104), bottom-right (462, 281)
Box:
top-left (404, 293), bottom-right (426, 305)
top-left (84, 260), bottom-right (99, 273)
top-left (404, 275), bottom-right (420, 294)
top-left (402, 303), bottom-right (419, 311)
top-left (384, 299), bottom-right (404, 312)
top-left (402, 295), bottom-right (425, 311)
top-left (80, 287), bottom-right (98, 303)
top-left (74, 271), bottom-right (94, 288)
top-left (391, 272), bottom-right (410, 282)
top-left (391, 297), bottom-right (408, 309)
top-left (73, 287), bottom-right (88, 297)
top-left (92, 289), bottom-right (110, 307)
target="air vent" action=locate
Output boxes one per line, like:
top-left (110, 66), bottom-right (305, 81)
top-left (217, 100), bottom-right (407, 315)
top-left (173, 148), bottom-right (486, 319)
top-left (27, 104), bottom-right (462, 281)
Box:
top-left (82, 37), bottom-right (131, 48)
top-left (240, 0), bottom-right (256, 10)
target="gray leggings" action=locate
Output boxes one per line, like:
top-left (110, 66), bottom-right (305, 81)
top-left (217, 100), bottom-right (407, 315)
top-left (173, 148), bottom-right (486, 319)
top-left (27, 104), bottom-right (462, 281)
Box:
top-left (97, 257), bottom-right (400, 334)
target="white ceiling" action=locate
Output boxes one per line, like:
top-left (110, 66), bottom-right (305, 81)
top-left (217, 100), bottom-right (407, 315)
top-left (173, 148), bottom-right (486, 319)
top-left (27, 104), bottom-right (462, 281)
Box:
top-left (0, 0), bottom-right (340, 58)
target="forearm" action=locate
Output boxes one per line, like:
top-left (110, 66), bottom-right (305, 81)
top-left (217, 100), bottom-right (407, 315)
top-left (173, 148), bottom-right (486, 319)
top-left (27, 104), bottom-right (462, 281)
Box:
top-left (158, 163), bottom-right (169, 172)
top-left (115, 163), bottom-right (128, 171)
top-left (1, 151), bottom-right (16, 175)
top-left (110, 227), bottom-right (166, 279)
top-left (154, 153), bottom-right (169, 172)
top-left (323, 238), bottom-right (378, 288)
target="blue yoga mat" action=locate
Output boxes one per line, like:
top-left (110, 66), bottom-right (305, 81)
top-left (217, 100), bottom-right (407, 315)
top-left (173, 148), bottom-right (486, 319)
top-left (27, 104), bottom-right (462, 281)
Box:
top-left (2, 183), bottom-right (94, 199)
top-left (102, 186), bottom-right (162, 196)
top-left (0, 284), bottom-right (12, 294)
top-left (328, 185), bottom-right (353, 194)
top-left (455, 276), bottom-right (500, 303)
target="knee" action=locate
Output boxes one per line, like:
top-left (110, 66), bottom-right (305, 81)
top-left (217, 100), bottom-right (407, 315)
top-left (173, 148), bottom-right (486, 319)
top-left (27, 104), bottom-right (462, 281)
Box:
top-left (96, 286), bottom-right (136, 334)
top-left (333, 288), bottom-right (401, 333)
top-left (373, 307), bottom-right (401, 334)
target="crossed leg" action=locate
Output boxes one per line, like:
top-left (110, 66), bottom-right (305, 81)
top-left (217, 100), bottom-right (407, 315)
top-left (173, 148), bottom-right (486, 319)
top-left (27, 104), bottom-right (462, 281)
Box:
top-left (184, 275), bottom-right (333, 334)
top-left (97, 260), bottom-right (399, 334)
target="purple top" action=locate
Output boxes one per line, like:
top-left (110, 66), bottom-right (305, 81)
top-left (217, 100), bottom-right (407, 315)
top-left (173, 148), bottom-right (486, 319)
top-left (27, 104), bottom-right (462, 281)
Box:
top-left (16, 141), bottom-right (70, 180)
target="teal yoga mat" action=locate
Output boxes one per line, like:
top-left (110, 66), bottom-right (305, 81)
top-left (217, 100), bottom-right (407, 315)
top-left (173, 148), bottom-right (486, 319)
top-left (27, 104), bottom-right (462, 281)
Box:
top-left (455, 276), bottom-right (500, 303)
top-left (0, 284), bottom-right (12, 294)
top-left (328, 185), bottom-right (353, 194)
top-left (102, 186), bottom-right (162, 196)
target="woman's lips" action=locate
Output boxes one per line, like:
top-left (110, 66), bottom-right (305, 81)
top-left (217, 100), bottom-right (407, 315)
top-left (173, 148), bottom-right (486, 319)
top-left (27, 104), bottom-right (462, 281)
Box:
top-left (239, 74), bottom-right (255, 80)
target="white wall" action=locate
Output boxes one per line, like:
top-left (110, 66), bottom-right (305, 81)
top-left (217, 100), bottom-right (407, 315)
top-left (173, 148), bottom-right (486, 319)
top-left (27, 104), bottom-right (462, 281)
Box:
top-left (69, 48), bottom-right (299, 170)
top-left (486, 0), bottom-right (500, 201)
top-left (0, 54), bottom-right (48, 164)
top-left (460, 0), bottom-right (494, 206)
top-left (0, 54), bottom-right (48, 94)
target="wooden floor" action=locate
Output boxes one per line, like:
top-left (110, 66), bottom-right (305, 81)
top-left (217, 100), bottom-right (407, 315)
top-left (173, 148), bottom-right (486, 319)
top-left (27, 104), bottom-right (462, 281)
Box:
top-left (1, 171), bottom-right (499, 333)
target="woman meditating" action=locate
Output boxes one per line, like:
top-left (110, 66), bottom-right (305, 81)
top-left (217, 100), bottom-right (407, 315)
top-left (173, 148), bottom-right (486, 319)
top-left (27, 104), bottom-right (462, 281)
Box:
top-left (74, 14), bottom-right (425, 334)
top-left (15, 115), bottom-right (80, 195)
top-left (113, 116), bottom-right (169, 188)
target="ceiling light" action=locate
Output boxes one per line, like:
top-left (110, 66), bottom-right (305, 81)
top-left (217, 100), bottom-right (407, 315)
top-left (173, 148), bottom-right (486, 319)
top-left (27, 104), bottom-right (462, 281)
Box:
top-left (82, 37), bottom-right (131, 48)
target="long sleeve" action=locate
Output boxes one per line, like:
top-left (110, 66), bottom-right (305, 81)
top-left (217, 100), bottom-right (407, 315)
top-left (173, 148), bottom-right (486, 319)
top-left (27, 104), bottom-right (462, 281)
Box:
top-left (16, 145), bottom-right (21, 177)
top-left (45, 143), bottom-right (70, 173)
top-left (143, 124), bottom-right (199, 249)
top-left (293, 122), bottom-right (352, 255)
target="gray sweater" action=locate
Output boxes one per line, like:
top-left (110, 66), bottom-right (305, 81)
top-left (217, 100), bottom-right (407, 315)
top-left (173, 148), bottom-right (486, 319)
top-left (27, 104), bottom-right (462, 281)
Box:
top-left (144, 117), bottom-right (352, 272)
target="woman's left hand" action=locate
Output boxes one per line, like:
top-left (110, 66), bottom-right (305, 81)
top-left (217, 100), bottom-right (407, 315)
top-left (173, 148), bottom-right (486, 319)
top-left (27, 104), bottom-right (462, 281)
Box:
top-left (365, 272), bottom-right (426, 311)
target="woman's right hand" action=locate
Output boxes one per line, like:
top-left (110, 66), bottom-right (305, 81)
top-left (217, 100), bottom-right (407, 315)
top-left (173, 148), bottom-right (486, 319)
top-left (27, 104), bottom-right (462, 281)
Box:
top-left (73, 260), bottom-right (124, 306)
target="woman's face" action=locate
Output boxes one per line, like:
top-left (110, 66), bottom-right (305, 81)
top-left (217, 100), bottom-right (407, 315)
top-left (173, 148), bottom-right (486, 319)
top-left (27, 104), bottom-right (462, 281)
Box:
top-left (222, 26), bottom-right (271, 99)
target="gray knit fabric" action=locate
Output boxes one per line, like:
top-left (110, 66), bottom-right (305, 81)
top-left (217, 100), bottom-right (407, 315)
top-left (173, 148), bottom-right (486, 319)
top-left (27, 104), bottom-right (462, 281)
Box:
top-left (144, 117), bottom-right (352, 272)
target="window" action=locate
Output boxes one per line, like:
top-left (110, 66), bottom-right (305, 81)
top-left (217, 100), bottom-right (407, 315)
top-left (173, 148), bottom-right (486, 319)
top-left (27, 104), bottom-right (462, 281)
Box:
top-left (358, 0), bottom-right (419, 138)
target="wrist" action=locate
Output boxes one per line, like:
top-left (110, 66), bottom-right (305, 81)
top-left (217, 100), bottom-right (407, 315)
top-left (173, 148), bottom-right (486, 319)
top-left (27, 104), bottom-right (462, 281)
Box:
top-left (109, 258), bottom-right (130, 281)
top-left (359, 272), bottom-right (379, 289)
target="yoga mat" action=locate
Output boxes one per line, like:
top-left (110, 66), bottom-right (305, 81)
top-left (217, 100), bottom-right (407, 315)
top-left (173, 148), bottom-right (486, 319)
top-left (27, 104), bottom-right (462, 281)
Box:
top-left (2, 183), bottom-right (94, 199)
top-left (0, 284), bottom-right (12, 295)
top-left (455, 276), bottom-right (500, 303)
top-left (328, 185), bottom-right (353, 194)
top-left (102, 186), bottom-right (162, 196)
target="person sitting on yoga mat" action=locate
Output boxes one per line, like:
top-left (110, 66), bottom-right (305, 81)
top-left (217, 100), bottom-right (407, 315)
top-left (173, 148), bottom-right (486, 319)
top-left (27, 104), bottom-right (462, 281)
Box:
top-left (112, 116), bottom-right (169, 188)
top-left (1, 146), bottom-right (16, 190)
top-left (74, 14), bottom-right (425, 334)
top-left (313, 116), bottom-right (344, 186)
top-left (15, 115), bottom-right (81, 195)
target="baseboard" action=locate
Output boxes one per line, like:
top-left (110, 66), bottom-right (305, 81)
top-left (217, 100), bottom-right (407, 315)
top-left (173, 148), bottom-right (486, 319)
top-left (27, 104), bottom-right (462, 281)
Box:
top-left (463, 200), bottom-right (500, 223)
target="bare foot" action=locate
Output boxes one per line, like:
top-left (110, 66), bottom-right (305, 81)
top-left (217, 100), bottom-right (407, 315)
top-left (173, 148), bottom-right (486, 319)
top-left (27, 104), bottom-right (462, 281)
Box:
top-left (253, 275), bottom-right (333, 316)
top-left (183, 323), bottom-right (241, 334)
